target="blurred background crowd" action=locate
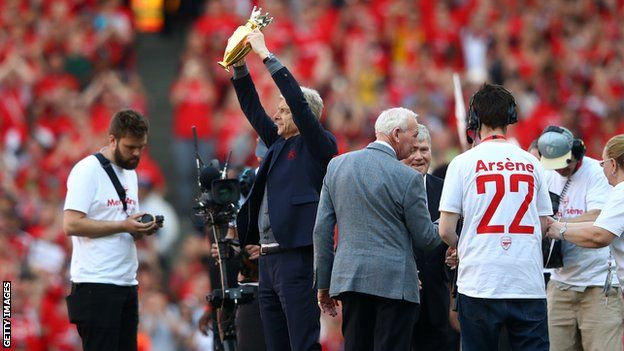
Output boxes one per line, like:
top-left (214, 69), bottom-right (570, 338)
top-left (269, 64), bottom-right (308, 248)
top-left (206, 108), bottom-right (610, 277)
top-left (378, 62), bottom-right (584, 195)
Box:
top-left (1, 0), bottom-right (623, 350)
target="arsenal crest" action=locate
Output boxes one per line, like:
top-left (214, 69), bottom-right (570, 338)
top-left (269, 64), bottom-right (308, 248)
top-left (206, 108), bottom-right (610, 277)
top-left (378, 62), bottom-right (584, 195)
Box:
top-left (501, 236), bottom-right (512, 250)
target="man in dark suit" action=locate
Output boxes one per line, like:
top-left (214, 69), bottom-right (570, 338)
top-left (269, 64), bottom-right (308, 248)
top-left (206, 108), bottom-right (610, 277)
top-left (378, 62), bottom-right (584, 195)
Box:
top-left (403, 124), bottom-right (458, 351)
top-left (230, 29), bottom-right (337, 351)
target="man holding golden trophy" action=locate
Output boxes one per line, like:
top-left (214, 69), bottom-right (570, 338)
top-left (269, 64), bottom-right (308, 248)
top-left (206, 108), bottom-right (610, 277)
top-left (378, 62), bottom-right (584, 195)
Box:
top-left (215, 6), bottom-right (338, 351)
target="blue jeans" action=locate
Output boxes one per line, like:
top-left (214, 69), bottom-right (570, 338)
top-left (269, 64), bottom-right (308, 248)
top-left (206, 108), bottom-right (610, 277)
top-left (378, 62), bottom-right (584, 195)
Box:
top-left (458, 294), bottom-right (549, 351)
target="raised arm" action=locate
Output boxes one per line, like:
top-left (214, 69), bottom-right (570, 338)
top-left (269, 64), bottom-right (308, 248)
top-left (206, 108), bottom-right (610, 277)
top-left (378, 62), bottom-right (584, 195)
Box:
top-left (272, 66), bottom-right (337, 161)
top-left (230, 63), bottom-right (280, 147)
top-left (246, 29), bottom-right (338, 161)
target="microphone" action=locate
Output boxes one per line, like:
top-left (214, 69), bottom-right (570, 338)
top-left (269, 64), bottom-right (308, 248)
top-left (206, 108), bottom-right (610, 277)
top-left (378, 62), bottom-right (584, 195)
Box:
top-left (192, 126), bottom-right (204, 190)
top-left (221, 151), bottom-right (232, 180)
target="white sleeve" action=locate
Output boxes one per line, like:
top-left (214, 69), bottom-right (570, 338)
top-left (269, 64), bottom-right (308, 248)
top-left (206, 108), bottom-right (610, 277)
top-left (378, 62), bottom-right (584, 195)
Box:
top-left (534, 163), bottom-right (554, 216)
top-left (594, 188), bottom-right (624, 238)
top-left (439, 157), bottom-right (463, 214)
top-left (585, 166), bottom-right (611, 211)
top-left (64, 159), bottom-right (97, 214)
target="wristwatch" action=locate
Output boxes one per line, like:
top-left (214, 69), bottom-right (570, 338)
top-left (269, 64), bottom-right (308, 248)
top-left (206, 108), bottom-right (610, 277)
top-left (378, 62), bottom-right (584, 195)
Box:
top-left (559, 222), bottom-right (568, 241)
top-left (262, 52), bottom-right (275, 64)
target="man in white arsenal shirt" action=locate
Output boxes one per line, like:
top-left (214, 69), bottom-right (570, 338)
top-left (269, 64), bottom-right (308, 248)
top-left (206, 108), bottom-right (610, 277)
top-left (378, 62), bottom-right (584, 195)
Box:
top-left (438, 84), bottom-right (553, 351)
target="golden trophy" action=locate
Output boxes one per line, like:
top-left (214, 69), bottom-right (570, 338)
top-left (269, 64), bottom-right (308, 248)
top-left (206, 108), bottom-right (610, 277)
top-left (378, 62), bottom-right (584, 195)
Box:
top-left (217, 6), bottom-right (273, 71)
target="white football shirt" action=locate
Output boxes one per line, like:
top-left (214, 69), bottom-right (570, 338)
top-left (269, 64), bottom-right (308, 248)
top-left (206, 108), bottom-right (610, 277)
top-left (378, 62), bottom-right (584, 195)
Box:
top-left (440, 141), bottom-right (552, 299)
top-left (64, 155), bottom-right (139, 286)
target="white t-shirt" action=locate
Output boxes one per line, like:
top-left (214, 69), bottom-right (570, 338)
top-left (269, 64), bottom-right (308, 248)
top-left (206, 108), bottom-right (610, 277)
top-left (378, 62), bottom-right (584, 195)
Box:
top-left (440, 141), bottom-right (552, 299)
top-left (64, 155), bottom-right (139, 286)
top-left (545, 157), bottom-right (615, 287)
top-left (594, 181), bottom-right (624, 285)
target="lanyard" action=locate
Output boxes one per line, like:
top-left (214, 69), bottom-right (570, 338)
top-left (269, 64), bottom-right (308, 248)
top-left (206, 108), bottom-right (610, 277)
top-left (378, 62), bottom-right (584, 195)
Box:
top-left (481, 134), bottom-right (507, 142)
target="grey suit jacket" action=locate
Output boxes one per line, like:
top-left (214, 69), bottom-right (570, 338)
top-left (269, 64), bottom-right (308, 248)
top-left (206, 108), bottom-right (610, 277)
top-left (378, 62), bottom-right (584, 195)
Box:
top-left (313, 142), bottom-right (441, 303)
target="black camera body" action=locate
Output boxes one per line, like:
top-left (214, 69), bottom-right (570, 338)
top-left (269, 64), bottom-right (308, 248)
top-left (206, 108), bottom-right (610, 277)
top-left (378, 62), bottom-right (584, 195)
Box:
top-left (207, 285), bottom-right (256, 309)
top-left (138, 213), bottom-right (164, 224)
top-left (195, 164), bottom-right (241, 225)
top-left (543, 192), bottom-right (563, 268)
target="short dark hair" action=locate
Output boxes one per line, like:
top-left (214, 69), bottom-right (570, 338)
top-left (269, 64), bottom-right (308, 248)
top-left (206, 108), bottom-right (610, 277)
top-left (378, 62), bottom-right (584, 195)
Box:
top-left (108, 109), bottom-right (149, 139)
top-left (471, 83), bottom-right (517, 129)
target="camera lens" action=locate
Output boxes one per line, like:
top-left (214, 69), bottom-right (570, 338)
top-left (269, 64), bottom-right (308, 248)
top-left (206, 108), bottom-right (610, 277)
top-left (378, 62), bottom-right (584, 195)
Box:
top-left (139, 214), bottom-right (154, 223)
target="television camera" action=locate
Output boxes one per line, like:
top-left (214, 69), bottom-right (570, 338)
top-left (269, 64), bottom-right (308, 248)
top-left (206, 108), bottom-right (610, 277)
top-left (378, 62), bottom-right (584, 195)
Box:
top-left (191, 127), bottom-right (255, 351)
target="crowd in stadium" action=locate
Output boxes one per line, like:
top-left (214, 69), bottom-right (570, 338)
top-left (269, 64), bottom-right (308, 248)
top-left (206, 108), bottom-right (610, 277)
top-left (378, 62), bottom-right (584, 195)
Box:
top-left (1, 0), bottom-right (623, 350)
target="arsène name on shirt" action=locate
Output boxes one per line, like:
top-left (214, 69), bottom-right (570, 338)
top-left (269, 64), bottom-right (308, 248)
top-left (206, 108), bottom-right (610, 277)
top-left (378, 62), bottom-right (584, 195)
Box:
top-left (475, 158), bottom-right (535, 173)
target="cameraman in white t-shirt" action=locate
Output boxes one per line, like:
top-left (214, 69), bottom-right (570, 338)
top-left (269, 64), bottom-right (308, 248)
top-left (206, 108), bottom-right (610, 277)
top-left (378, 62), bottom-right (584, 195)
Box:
top-left (546, 134), bottom-right (624, 298)
top-left (439, 84), bottom-right (552, 351)
top-left (537, 126), bottom-right (622, 351)
top-left (63, 109), bottom-right (161, 351)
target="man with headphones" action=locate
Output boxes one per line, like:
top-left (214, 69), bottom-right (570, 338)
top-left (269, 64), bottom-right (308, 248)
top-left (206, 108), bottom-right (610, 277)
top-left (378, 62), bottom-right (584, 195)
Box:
top-left (538, 126), bottom-right (623, 351)
top-left (439, 83), bottom-right (552, 351)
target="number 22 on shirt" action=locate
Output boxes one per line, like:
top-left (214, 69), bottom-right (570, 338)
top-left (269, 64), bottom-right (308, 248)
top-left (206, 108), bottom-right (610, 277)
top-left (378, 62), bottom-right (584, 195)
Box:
top-left (476, 173), bottom-right (535, 234)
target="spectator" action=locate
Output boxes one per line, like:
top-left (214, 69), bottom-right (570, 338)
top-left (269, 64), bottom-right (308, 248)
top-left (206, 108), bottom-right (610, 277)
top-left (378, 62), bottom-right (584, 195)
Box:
top-left (170, 57), bottom-right (216, 215)
top-left (137, 170), bottom-right (180, 259)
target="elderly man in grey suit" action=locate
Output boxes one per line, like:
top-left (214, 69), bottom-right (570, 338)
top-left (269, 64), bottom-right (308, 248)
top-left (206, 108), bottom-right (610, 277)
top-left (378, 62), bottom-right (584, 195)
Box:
top-left (314, 107), bottom-right (441, 351)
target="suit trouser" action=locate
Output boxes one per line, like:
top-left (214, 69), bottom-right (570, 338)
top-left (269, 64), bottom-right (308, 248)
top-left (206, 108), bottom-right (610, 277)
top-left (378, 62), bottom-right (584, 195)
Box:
top-left (339, 291), bottom-right (419, 351)
top-left (258, 246), bottom-right (321, 351)
top-left (547, 281), bottom-right (623, 351)
top-left (66, 283), bottom-right (138, 351)
top-left (412, 276), bottom-right (454, 351)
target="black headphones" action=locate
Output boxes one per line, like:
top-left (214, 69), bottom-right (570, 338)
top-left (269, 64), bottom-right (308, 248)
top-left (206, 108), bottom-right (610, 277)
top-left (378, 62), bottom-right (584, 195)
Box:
top-left (466, 87), bottom-right (518, 144)
top-left (541, 125), bottom-right (586, 161)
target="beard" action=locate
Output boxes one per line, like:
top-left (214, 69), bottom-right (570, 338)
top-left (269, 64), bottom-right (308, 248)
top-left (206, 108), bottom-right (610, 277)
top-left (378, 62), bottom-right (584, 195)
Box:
top-left (114, 145), bottom-right (140, 170)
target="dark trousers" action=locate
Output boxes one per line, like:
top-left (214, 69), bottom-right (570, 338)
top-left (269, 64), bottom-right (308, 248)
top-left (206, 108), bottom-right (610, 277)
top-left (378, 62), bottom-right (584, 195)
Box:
top-left (258, 246), bottom-right (321, 351)
top-left (457, 294), bottom-right (549, 351)
top-left (236, 292), bottom-right (266, 351)
top-left (412, 286), bottom-right (454, 351)
top-left (340, 291), bottom-right (419, 351)
top-left (66, 283), bottom-right (138, 351)
top-left (412, 314), bottom-right (454, 351)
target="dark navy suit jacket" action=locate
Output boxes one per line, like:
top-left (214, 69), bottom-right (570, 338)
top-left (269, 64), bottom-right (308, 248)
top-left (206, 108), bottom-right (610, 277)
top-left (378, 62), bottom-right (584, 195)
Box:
top-left (413, 173), bottom-right (457, 351)
top-left (417, 174), bottom-right (450, 322)
top-left (233, 67), bottom-right (337, 249)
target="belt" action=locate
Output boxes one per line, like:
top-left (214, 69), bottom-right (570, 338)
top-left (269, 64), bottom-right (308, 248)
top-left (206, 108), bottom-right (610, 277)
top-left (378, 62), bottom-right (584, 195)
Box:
top-left (71, 282), bottom-right (137, 294)
top-left (260, 243), bottom-right (284, 255)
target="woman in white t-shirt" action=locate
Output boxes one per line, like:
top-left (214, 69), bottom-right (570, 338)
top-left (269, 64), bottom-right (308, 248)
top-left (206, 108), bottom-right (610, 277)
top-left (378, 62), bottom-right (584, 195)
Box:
top-left (547, 134), bottom-right (624, 284)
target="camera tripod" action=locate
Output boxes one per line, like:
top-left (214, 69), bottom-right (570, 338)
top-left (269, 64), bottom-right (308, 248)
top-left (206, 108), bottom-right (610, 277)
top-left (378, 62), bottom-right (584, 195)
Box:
top-left (206, 220), bottom-right (256, 351)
